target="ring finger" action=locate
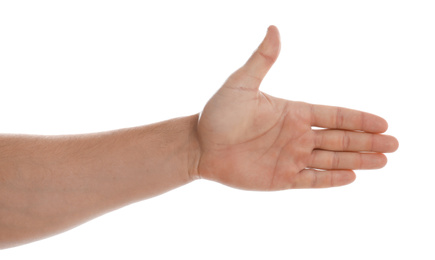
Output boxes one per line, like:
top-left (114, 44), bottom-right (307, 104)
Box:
top-left (314, 129), bottom-right (398, 152)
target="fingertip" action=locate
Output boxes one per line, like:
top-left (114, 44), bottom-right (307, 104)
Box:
top-left (389, 136), bottom-right (399, 152)
top-left (261, 25), bottom-right (281, 61)
top-left (380, 117), bottom-right (389, 133)
top-left (268, 25), bottom-right (278, 31)
top-left (378, 153), bottom-right (388, 168)
top-left (370, 115), bottom-right (389, 133)
top-left (364, 114), bottom-right (389, 134)
top-left (375, 118), bottom-right (399, 153)
top-left (364, 153), bottom-right (388, 169)
top-left (267, 25), bottom-right (280, 41)
top-left (236, 25), bottom-right (281, 89)
top-left (333, 170), bottom-right (356, 187)
top-left (378, 135), bottom-right (399, 153)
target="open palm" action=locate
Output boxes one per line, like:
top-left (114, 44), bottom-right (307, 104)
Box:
top-left (196, 26), bottom-right (398, 191)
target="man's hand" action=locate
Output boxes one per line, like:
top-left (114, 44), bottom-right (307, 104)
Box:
top-left (0, 25), bottom-right (399, 249)
top-left (196, 26), bottom-right (398, 190)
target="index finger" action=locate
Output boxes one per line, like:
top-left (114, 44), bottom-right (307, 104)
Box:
top-left (310, 104), bottom-right (388, 133)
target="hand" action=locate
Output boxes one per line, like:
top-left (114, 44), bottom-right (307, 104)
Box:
top-left (195, 26), bottom-right (398, 191)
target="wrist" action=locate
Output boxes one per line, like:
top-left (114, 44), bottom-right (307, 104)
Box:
top-left (185, 114), bottom-right (201, 182)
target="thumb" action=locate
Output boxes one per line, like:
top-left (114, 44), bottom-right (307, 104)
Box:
top-left (236, 25), bottom-right (281, 89)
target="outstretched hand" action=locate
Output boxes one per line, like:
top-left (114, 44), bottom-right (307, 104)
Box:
top-left (195, 26), bottom-right (398, 190)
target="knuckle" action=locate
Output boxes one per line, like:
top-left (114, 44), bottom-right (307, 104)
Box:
top-left (335, 107), bottom-right (344, 129)
top-left (256, 49), bottom-right (277, 65)
top-left (342, 131), bottom-right (351, 151)
top-left (332, 152), bottom-right (340, 168)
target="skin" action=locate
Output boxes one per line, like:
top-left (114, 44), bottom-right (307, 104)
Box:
top-left (0, 26), bottom-right (398, 249)
top-left (196, 26), bottom-right (398, 190)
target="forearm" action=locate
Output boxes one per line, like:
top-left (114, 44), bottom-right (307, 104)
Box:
top-left (0, 114), bottom-right (200, 249)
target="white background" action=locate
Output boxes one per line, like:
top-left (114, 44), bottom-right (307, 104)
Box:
top-left (0, 1), bottom-right (434, 259)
